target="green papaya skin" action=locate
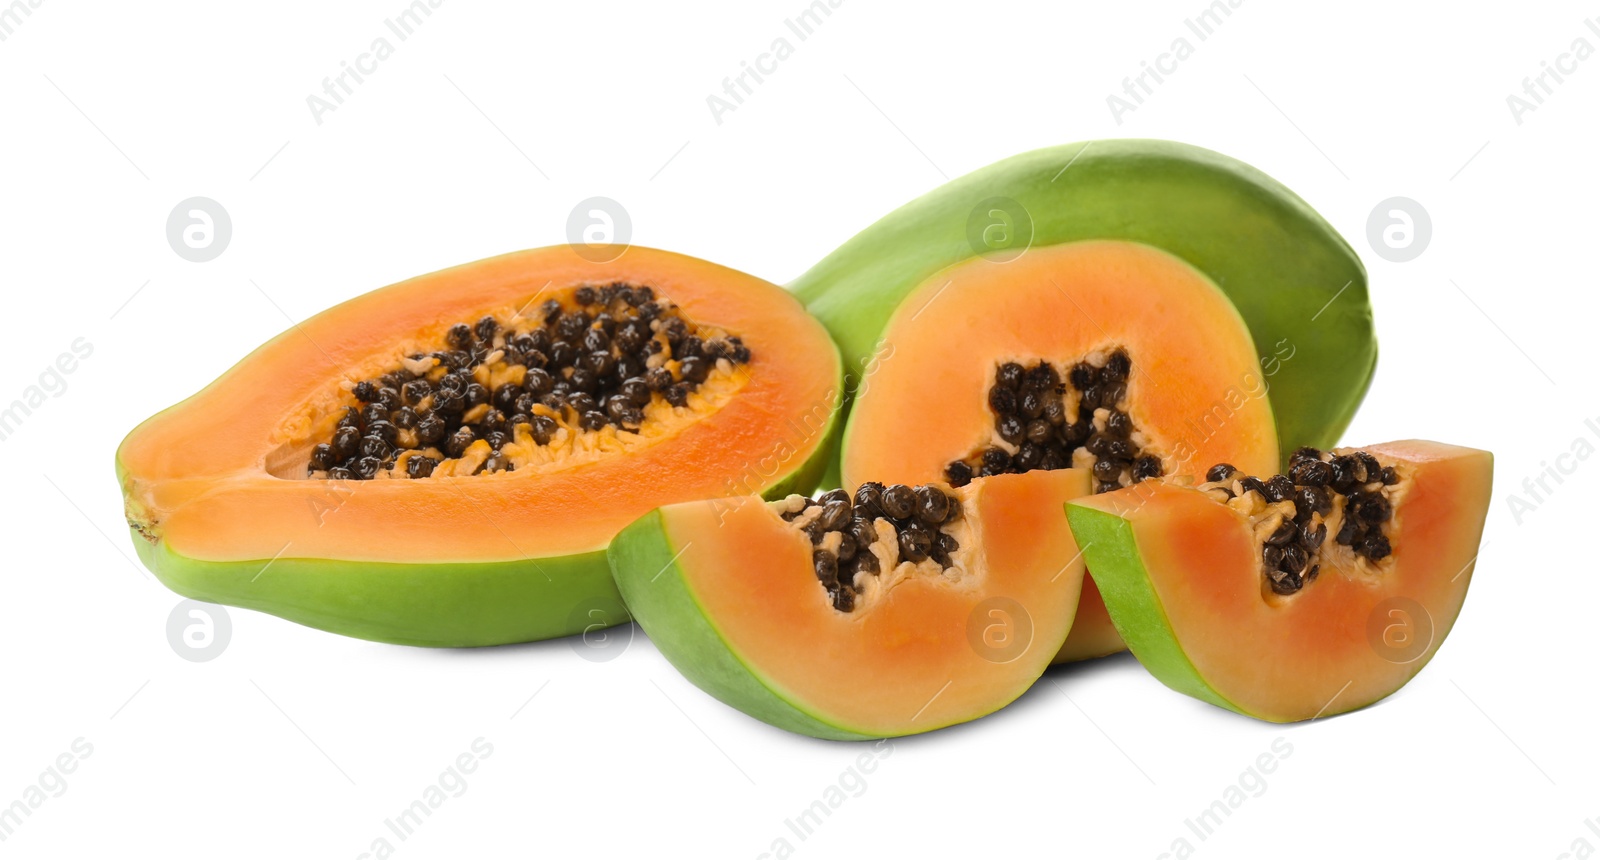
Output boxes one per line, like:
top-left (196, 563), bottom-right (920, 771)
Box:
top-left (123, 413), bottom-right (838, 648)
top-left (136, 537), bottom-right (621, 648)
top-left (609, 510), bottom-right (873, 740)
top-left (1060, 503), bottom-right (1241, 714)
top-left (792, 139), bottom-right (1374, 468)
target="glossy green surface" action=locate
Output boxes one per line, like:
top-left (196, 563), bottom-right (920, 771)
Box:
top-left (136, 532), bottom-right (621, 647)
top-left (125, 417), bottom-right (837, 647)
top-left (609, 509), bottom-right (874, 740)
top-left (1063, 502), bottom-right (1240, 714)
top-left (793, 139), bottom-right (1374, 470)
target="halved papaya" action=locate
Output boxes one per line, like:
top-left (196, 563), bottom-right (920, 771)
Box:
top-left (838, 239), bottom-right (1280, 662)
top-left (118, 246), bottom-right (842, 646)
top-left (1065, 440), bottom-right (1491, 722)
top-left (793, 139), bottom-right (1372, 462)
top-left (610, 469), bottom-right (1092, 739)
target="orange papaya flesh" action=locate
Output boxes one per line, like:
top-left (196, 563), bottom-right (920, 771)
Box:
top-left (839, 239), bottom-right (1280, 663)
top-left (117, 245), bottom-right (842, 646)
top-left (1066, 440), bottom-right (1491, 722)
top-left (609, 469), bottom-right (1092, 739)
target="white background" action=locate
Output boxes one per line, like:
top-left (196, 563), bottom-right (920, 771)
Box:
top-left (0, 0), bottom-right (1592, 857)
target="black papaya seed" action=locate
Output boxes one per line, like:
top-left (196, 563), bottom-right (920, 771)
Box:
top-left (1092, 458), bottom-right (1122, 483)
top-left (1289, 446), bottom-right (1323, 464)
top-left (913, 484), bottom-right (950, 525)
top-left (819, 488), bottom-right (850, 507)
top-left (1102, 350), bottom-right (1131, 383)
top-left (406, 455), bottom-right (437, 479)
top-left (997, 414), bottom-right (1026, 445)
top-left (817, 501), bottom-right (851, 532)
top-left (830, 585), bottom-right (855, 612)
top-left (945, 460), bottom-right (973, 487)
top-left (1133, 454), bottom-right (1163, 481)
top-left (309, 443), bottom-right (335, 471)
top-left (997, 362), bottom-right (1024, 390)
top-left (1019, 390), bottom-right (1044, 419)
top-left (1290, 458), bottom-right (1332, 487)
top-left (1302, 521), bottom-right (1327, 553)
top-left (849, 518), bottom-right (879, 552)
top-left (1264, 475), bottom-right (1296, 503)
top-left (813, 550), bottom-right (838, 584)
top-left (1068, 362), bottom-right (1097, 391)
top-left (898, 528), bottom-right (931, 563)
top-left (1015, 442), bottom-right (1044, 471)
top-left (853, 483), bottom-right (885, 519)
top-left (881, 484), bottom-right (915, 520)
top-left (1362, 532), bottom-right (1392, 560)
top-left (989, 385), bottom-right (1017, 415)
top-left (981, 447), bottom-right (1011, 475)
top-left (1265, 521), bottom-right (1296, 546)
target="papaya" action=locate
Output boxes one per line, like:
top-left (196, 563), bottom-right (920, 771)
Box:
top-left (609, 470), bottom-right (1092, 739)
top-left (792, 139), bottom-right (1372, 463)
top-left (1065, 440), bottom-right (1491, 722)
top-left (117, 246), bottom-right (842, 646)
top-left (824, 239), bottom-right (1280, 662)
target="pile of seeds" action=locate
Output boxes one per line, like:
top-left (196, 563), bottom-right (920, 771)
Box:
top-left (308, 283), bottom-right (751, 480)
top-left (780, 482), bottom-right (964, 612)
top-left (1201, 447), bottom-right (1402, 596)
top-left (944, 349), bottom-right (1163, 495)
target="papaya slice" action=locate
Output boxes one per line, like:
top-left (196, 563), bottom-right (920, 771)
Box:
top-left (610, 469), bottom-right (1092, 739)
top-left (118, 246), bottom-right (842, 646)
top-left (1065, 440), bottom-right (1492, 722)
top-left (837, 239), bottom-right (1279, 662)
top-left (793, 139), bottom-right (1372, 462)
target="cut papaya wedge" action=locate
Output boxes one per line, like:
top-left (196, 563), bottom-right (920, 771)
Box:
top-left (118, 246), bottom-right (842, 646)
top-left (835, 239), bottom-right (1280, 663)
top-left (1065, 440), bottom-right (1491, 722)
top-left (610, 469), bottom-right (1092, 739)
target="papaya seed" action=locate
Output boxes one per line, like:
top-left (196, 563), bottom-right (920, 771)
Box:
top-left (304, 282), bottom-right (753, 480)
top-left (1200, 447), bottom-right (1405, 597)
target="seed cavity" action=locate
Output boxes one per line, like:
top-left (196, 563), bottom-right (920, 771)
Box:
top-left (1200, 447), bottom-right (1405, 597)
top-left (308, 282), bottom-right (751, 480)
top-left (777, 482), bottom-right (964, 613)
top-left (944, 348), bottom-right (1164, 494)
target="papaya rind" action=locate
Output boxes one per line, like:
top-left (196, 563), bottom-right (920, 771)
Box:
top-left (609, 509), bottom-right (875, 741)
top-left (134, 531), bottom-right (617, 647)
top-left (793, 139), bottom-right (1374, 467)
top-left (1063, 501), bottom-right (1244, 715)
top-left (128, 418), bottom-right (837, 648)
